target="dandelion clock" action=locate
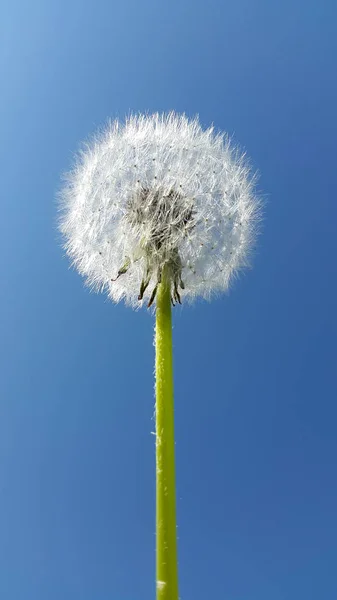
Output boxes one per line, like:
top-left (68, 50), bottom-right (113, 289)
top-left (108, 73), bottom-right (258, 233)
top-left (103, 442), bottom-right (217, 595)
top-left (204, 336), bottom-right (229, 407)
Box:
top-left (59, 112), bottom-right (261, 600)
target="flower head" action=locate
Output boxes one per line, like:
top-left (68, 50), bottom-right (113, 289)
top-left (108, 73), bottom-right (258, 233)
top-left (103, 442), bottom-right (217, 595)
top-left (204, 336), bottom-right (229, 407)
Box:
top-left (59, 112), bottom-right (260, 307)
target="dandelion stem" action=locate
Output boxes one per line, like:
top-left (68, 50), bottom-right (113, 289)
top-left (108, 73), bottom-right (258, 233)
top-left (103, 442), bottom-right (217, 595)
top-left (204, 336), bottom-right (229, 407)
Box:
top-left (155, 268), bottom-right (179, 600)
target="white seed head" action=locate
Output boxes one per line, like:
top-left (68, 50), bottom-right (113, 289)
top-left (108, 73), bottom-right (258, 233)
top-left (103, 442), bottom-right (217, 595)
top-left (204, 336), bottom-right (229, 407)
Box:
top-left (59, 112), bottom-right (261, 308)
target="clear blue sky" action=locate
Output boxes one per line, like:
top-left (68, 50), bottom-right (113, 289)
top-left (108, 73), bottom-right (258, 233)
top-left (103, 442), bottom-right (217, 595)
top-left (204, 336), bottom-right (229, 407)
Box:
top-left (1, 1), bottom-right (337, 598)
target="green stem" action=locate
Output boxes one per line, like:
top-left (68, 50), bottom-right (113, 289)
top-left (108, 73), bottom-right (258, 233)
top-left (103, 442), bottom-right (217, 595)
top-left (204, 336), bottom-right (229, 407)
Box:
top-left (155, 270), bottom-right (179, 600)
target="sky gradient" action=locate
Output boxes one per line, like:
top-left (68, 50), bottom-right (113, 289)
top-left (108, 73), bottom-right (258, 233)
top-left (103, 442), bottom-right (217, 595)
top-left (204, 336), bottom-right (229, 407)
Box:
top-left (1, 1), bottom-right (337, 598)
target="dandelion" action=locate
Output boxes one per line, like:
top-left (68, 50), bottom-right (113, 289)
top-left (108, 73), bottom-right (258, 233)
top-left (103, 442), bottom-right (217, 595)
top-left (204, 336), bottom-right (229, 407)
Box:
top-left (59, 112), bottom-right (261, 600)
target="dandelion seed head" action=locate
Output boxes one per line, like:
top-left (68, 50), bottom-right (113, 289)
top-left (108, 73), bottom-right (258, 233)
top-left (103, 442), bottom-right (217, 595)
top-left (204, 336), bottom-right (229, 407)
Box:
top-left (59, 112), bottom-right (261, 307)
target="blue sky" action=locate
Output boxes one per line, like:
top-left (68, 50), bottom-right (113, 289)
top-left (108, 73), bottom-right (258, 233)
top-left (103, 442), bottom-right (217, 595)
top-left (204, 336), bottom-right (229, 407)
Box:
top-left (1, 1), bottom-right (337, 598)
